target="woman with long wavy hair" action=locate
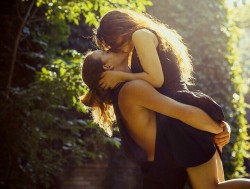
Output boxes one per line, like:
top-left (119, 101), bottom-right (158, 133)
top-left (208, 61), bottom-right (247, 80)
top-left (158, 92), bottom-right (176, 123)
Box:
top-left (80, 9), bottom-right (250, 189)
top-left (80, 50), bottom-right (239, 189)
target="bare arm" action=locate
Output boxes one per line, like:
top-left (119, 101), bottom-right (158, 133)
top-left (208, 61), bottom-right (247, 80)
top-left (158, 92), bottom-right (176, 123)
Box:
top-left (99, 29), bottom-right (164, 89)
top-left (119, 80), bottom-right (223, 134)
top-left (131, 29), bottom-right (164, 87)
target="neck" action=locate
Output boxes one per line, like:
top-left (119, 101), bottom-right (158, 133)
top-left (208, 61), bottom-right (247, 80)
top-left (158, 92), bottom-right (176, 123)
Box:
top-left (115, 52), bottom-right (131, 73)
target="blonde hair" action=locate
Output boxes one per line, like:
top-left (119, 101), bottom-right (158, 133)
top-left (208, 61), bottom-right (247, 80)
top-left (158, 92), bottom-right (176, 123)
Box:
top-left (80, 52), bottom-right (116, 136)
top-left (95, 9), bottom-right (194, 84)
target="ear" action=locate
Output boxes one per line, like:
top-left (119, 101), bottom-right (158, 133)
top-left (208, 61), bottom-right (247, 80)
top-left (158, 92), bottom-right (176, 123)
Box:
top-left (102, 64), bottom-right (114, 70)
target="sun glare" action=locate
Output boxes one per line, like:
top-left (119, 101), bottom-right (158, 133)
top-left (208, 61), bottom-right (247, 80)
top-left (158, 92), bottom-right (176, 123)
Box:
top-left (226, 0), bottom-right (250, 9)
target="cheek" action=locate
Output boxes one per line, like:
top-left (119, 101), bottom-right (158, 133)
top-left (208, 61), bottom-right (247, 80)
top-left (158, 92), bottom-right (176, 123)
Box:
top-left (111, 57), bottom-right (121, 67)
top-left (110, 59), bottom-right (117, 66)
top-left (107, 54), bottom-right (116, 63)
top-left (102, 54), bottom-right (110, 62)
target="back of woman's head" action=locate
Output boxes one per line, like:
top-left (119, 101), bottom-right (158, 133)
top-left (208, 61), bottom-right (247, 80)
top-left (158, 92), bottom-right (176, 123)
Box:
top-left (95, 9), bottom-right (144, 51)
top-left (80, 51), bottom-right (115, 136)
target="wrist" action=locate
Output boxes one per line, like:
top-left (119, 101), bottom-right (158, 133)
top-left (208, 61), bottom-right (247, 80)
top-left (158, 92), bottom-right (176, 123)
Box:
top-left (215, 123), bottom-right (223, 134)
top-left (120, 72), bottom-right (134, 82)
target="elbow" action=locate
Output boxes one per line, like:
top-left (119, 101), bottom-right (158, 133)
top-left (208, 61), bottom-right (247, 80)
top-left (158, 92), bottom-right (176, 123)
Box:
top-left (151, 78), bottom-right (164, 88)
top-left (154, 82), bottom-right (163, 88)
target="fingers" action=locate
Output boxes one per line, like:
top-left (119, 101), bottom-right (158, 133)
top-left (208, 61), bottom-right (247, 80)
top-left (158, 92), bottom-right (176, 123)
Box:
top-left (98, 73), bottom-right (112, 89)
top-left (214, 135), bottom-right (230, 143)
top-left (214, 128), bottom-right (230, 147)
top-left (98, 71), bottom-right (121, 89)
top-left (98, 78), bottom-right (115, 90)
top-left (214, 140), bottom-right (229, 147)
top-left (214, 137), bottom-right (229, 144)
top-left (99, 82), bottom-right (111, 90)
top-left (219, 121), bottom-right (225, 128)
top-left (98, 78), bottom-right (109, 89)
top-left (214, 137), bottom-right (230, 146)
top-left (219, 121), bottom-right (228, 128)
top-left (214, 132), bottom-right (229, 139)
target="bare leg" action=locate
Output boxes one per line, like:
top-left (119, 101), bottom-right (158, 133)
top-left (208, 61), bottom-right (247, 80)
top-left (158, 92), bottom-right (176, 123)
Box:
top-left (187, 153), bottom-right (250, 189)
top-left (215, 150), bottom-right (225, 182)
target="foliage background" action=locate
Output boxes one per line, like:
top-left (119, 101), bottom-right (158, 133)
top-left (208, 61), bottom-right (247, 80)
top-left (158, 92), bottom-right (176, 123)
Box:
top-left (147, 0), bottom-right (250, 179)
top-left (0, 0), bottom-right (249, 188)
top-left (0, 0), bottom-right (151, 188)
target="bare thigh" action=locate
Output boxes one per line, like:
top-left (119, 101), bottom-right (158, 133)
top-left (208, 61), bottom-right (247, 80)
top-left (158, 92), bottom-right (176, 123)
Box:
top-left (187, 153), bottom-right (250, 189)
top-left (187, 153), bottom-right (219, 189)
top-left (215, 150), bottom-right (224, 182)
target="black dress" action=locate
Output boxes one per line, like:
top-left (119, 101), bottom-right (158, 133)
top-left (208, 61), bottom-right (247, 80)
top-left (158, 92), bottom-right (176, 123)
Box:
top-left (111, 45), bottom-right (225, 188)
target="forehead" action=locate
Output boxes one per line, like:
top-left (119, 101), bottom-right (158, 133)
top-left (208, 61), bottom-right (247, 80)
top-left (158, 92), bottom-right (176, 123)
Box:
top-left (92, 50), bottom-right (102, 58)
top-left (91, 50), bottom-right (108, 64)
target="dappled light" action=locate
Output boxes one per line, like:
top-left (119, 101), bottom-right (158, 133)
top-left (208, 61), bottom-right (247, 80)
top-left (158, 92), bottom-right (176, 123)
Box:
top-left (0, 0), bottom-right (249, 188)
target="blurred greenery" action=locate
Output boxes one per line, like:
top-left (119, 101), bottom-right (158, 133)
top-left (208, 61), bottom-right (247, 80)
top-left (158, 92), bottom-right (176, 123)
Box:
top-left (147, 0), bottom-right (249, 179)
top-left (0, 0), bottom-right (249, 188)
top-left (230, 3), bottom-right (250, 91)
top-left (0, 0), bottom-right (151, 188)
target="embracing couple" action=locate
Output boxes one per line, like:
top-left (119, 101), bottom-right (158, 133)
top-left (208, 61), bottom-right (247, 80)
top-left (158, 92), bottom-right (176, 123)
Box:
top-left (80, 9), bottom-right (250, 189)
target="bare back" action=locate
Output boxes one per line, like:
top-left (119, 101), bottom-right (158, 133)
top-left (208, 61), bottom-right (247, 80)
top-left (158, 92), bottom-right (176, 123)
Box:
top-left (118, 82), bottom-right (156, 161)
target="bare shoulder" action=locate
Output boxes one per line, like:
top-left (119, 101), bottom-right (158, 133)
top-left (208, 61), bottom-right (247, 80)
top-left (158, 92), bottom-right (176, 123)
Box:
top-left (119, 80), bottom-right (152, 103)
top-left (132, 29), bottom-right (158, 45)
top-left (132, 28), bottom-right (155, 38)
top-left (121, 80), bottom-right (151, 93)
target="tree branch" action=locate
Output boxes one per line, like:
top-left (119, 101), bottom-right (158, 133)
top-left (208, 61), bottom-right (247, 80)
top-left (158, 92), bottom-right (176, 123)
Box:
top-left (6, 0), bottom-right (36, 90)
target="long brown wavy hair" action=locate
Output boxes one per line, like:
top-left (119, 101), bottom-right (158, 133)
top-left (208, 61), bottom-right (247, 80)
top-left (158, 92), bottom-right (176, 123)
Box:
top-left (95, 9), bottom-right (194, 84)
top-left (80, 51), bottom-right (115, 136)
